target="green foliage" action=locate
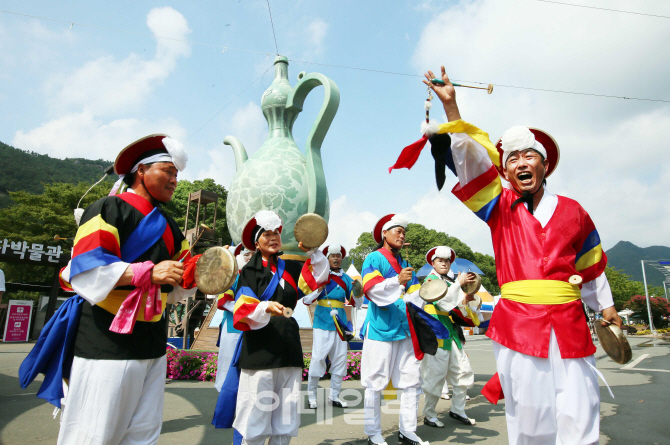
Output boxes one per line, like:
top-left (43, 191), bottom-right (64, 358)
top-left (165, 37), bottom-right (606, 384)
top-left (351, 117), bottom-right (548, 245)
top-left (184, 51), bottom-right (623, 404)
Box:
top-left (0, 182), bottom-right (110, 295)
top-left (347, 222), bottom-right (500, 294)
top-left (0, 141), bottom-right (114, 208)
top-left (604, 266), bottom-right (665, 310)
top-left (161, 179), bottom-right (231, 247)
top-left (0, 179), bottom-right (231, 301)
top-left (624, 295), bottom-right (670, 328)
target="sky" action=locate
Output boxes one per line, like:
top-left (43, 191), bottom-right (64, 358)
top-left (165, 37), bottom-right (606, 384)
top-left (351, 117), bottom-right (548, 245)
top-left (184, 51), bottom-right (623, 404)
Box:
top-left (1, 0), bottom-right (669, 257)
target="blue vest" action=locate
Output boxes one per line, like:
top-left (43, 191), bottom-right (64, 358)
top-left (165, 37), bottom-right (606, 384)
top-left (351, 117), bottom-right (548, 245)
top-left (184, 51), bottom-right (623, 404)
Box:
top-left (360, 250), bottom-right (419, 342)
top-left (313, 272), bottom-right (352, 331)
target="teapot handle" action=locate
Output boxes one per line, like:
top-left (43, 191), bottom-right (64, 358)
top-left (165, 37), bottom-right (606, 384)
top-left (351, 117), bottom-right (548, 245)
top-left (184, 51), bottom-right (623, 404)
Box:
top-left (286, 72), bottom-right (340, 216)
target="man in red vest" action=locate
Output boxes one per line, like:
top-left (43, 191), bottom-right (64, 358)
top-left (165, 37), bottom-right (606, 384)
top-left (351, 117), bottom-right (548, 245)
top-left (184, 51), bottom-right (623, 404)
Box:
top-left (423, 67), bottom-right (621, 445)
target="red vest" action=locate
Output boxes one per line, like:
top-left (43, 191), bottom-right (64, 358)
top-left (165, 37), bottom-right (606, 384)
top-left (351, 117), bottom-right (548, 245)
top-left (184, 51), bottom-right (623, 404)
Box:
top-left (485, 189), bottom-right (606, 358)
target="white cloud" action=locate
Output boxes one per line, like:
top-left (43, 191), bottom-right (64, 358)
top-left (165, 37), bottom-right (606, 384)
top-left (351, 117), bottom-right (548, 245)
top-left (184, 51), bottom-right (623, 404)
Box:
top-left (12, 7), bottom-right (191, 160)
top-left (195, 102), bottom-right (267, 187)
top-left (304, 18), bottom-right (328, 59)
top-left (406, 189), bottom-right (494, 255)
top-left (411, 0), bottom-right (670, 252)
top-left (13, 111), bottom-right (186, 160)
top-left (46, 7), bottom-right (191, 116)
top-left (323, 195), bottom-right (379, 251)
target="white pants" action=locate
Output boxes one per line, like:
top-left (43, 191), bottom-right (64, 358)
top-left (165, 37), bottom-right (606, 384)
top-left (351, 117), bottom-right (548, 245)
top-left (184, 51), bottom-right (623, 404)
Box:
top-left (493, 329), bottom-right (600, 445)
top-left (308, 329), bottom-right (348, 400)
top-left (361, 337), bottom-right (422, 436)
top-left (58, 356), bottom-right (166, 445)
top-left (215, 330), bottom-right (241, 392)
top-left (421, 342), bottom-right (473, 418)
top-left (234, 367), bottom-right (301, 445)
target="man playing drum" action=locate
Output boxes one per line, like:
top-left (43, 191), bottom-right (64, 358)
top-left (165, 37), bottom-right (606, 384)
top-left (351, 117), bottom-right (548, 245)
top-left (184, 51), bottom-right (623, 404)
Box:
top-left (424, 67), bottom-right (621, 444)
top-left (230, 210), bottom-right (329, 445)
top-left (303, 244), bottom-right (364, 409)
top-left (421, 246), bottom-right (479, 428)
top-left (56, 135), bottom-right (198, 444)
top-left (360, 214), bottom-right (427, 445)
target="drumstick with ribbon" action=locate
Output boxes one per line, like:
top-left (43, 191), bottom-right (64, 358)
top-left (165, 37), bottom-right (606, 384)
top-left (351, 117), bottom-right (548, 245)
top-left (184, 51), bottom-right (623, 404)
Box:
top-left (180, 223), bottom-right (211, 263)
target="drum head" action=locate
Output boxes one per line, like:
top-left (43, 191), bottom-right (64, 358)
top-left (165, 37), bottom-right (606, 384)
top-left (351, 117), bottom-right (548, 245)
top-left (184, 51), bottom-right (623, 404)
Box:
top-left (283, 307), bottom-right (294, 318)
top-left (461, 273), bottom-right (482, 295)
top-left (595, 322), bottom-right (632, 365)
top-left (294, 213), bottom-right (328, 249)
top-left (352, 280), bottom-right (363, 298)
top-left (419, 279), bottom-right (448, 303)
top-left (195, 246), bottom-right (238, 295)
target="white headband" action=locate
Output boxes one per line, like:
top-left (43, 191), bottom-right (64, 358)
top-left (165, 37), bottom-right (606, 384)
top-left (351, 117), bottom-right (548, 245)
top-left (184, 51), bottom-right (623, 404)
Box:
top-left (130, 153), bottom-right (173, 174)
top-left (109, 137), bottom-right (187, 196)
top-left (501, 126), bottom-right (547, 167)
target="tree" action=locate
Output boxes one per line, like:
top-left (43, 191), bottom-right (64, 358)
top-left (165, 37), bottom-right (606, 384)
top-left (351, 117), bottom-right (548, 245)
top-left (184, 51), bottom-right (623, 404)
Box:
top-left (624, 295), bottom-right (670, 328)
top-left (0, 178), bottom-right (232, 302)
top-left (346, 222), bottom-right (499, 294)
top-left (604, 266), bottom-right (664, 310)
top-left (0, 182), bottom-right (110, 302)
top-left (161, 178), bottom-right (231, 246)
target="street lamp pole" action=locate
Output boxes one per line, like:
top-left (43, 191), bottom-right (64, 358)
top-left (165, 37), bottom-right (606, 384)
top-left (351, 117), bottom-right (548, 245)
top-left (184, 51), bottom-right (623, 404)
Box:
top-left (664, 281), bottom-right (668, 302)
top-left (641, 260), bottom-right (656, 335)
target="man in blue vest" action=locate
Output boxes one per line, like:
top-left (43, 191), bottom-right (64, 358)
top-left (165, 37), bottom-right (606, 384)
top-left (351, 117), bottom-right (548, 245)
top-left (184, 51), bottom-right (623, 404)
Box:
top-left (360, 214), bottom-right (427, 445)
top-left (304, 244), bottom-right (363, 409)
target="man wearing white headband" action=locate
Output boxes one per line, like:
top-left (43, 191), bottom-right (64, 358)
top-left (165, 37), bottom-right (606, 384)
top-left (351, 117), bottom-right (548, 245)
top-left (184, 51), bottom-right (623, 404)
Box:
top-left (421, 246), bottom-right (479, 429)
top-left (423, 67), bottom-right (621, 445)
top-left (303, 244), bottom-right (364, 409)
top-left (31, 134), bottom-right (199, 444)
top-left (360, 214), bottom-right (427, 445)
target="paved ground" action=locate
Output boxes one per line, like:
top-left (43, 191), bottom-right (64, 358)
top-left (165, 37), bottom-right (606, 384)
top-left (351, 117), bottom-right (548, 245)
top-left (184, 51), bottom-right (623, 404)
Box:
top-left (1, 335), bottom-right (668, 445)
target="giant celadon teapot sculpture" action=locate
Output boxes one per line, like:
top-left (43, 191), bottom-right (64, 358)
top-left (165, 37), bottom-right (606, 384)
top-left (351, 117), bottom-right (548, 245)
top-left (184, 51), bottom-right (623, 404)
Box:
top-left (224, 56), bottom-right (340, 256)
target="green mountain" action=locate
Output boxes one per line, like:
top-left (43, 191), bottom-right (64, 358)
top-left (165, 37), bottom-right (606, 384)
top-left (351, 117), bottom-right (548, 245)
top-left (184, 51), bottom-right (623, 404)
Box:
top-left (0, 141), bottom-right (116, 208)
top-left (606, 241), bottom-right (670, 287)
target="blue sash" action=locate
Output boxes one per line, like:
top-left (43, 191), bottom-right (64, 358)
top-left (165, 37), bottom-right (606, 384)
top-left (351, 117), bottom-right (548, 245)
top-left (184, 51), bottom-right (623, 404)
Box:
top-left (19, 206), bottom-right (167, 408)
top-left (212, 258), bottom-right (285, 433)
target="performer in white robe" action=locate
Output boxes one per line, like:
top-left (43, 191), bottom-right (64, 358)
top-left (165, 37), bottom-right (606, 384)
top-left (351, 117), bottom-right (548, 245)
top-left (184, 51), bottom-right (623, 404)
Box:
top-left (360, 214), bottom-right (428, 445)
top-left (231, 210), bottom-right (329, 445)
top-left (422, 67), bottom-right (621, 445)
top-left (57, 135), bottom-right (198, 445)
top-left (420, 246), bottom-right (478, 428)
top-left (303, 244), bottom-right (364, 409)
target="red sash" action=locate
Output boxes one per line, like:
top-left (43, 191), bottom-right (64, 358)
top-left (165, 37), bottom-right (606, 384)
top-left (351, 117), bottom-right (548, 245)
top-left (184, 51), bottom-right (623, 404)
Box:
top-left (117, 193), bottom-right (175, 257)
top-left (377, 247), bottom-right (402, 274)
top-left (263, 260), bottom-right (298, 293)
top-left (330, 274), bottom-right (348, 294)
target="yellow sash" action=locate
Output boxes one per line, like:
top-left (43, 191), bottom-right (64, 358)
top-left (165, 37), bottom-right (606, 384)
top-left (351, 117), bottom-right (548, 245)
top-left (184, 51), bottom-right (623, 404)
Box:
top-left (317, 299), bottom-right (344, 309)
top-left (501, 280), bottom-right (581, 305)
top-left (96, 290), bottom-right (167, 322)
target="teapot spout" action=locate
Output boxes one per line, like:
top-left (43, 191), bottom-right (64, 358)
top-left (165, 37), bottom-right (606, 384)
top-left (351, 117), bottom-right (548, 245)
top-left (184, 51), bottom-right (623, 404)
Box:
top-left (224, 136), bottom-right (249, 171)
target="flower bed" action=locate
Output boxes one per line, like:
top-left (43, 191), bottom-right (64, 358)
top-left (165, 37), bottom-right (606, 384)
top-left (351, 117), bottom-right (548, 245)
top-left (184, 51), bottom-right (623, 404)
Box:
top-left (166, 349), bottom-right (218, 381)
top-left (302, 351), bottom-right (362, 381)
top-left (635, 327), bottom-right (670, 336)
top-left (166, 348), bottom-right (363, 382)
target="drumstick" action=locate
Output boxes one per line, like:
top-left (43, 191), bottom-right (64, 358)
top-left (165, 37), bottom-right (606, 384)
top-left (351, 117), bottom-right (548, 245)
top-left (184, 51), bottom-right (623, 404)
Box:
top-left (180, 224), bottom-right (211, 262)
top-left (430, 78), bottom-right (493, 94)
